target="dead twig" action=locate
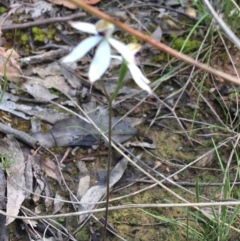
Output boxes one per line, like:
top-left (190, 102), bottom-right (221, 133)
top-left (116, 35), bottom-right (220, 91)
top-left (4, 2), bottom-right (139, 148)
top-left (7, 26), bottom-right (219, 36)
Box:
top-left (0, 122), bottom-right (38, 147)
top-left (1, 12), bottom-right (86, 31)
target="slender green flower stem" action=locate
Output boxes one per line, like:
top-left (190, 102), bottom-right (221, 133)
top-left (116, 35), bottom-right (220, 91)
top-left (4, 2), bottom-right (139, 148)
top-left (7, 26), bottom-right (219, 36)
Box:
top-left (103, 62), bottom-right (128, 240)
top-left (110, 63), bottom-right (128, 102)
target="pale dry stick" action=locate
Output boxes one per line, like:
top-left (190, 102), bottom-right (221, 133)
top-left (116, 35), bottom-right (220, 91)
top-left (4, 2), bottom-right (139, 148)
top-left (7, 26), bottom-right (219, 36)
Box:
top-left (231, 161), bottom-right (240, 195)
top-left (133, 179), bottom-right (240, 186)
top-left (202, 0), bottom-right (240, 49)
top-left (1, 12), bottom-right (86, 31)
top-left (224, 140), bottom-right (240, 216)
top-left (59, 147), bottom-right (72, 163)
top-left (217, 30), bottom-right (239, 125)
top-left (156, 115), bottom-right (231, 134)
top-left (43, 225), bottom-right (50, 240)
top-left (230, 0), bottom-right (240, 11)
top-left (3, 202), bottom-right (240, 221)
top-left (69, 0), bottom-right (240, 85)
top-left (19, 48), bottom-right (72, 66)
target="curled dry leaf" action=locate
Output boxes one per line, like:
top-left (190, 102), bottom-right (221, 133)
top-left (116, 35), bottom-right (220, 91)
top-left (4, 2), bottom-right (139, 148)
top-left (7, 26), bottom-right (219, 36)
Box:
top-left (77, 153), bottom-right (129, 224)
top-left (0, 48), bottom-right (22, 83)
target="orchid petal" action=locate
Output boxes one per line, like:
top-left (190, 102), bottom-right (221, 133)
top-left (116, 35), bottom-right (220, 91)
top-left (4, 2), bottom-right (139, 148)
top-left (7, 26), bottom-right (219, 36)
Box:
top-left (62, 36), bottom-right (102, 63)
top-left (69, 21), bottom-right (98, 34)
top-left (108, 38), bottom-right (135, 64)
top-left (89, 40), bottom-right (111, 82)
top-left (111, 55), bottom-right (122, 61)
top-left (128, 64), bottom-right (150, 84)
top-left (128, 64), bottom-right (152, 93)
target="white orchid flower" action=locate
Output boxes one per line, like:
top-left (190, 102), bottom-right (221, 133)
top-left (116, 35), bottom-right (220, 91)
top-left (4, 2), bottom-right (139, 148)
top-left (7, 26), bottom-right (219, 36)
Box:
top-left (112, 43), bottom-right (152, 94)
top-left (62, 20), bottom-right (135, 82)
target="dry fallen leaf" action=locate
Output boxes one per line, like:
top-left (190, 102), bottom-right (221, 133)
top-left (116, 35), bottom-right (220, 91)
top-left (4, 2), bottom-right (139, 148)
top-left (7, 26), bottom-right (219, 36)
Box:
top-left (16, 1), bottom-right (52, 19)
top-left (0, 136), bottom-right (26, 225)
top-left (76, 161), bottom-right (90, 199)
top-left (22, 83), bottom-right (58, 101)
top-left (77, 153), bottom-right (130, 224)
top-left (0, 48), bottom-right (22, 83)
top-left (40, 157), bottom-right (62, 185)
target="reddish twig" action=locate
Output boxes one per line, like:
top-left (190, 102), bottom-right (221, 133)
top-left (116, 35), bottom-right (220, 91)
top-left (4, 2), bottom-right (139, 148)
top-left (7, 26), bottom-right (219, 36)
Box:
top-left (69, 0), bottom-right (240, 85)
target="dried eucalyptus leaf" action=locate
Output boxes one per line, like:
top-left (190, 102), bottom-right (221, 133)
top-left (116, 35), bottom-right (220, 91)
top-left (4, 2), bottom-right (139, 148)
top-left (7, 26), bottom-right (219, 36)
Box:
top-left (77, 153), bottom-right (130, 224)
top-left (0, 136), bottom-right (26, 225)
top-left (32, 114), bottom-right (137, 148)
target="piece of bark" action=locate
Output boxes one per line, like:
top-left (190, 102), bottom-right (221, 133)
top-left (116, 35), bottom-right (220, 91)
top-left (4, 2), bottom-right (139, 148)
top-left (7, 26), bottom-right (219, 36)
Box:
top-left (0, 214), bottom-right (9, 241)
top-left (0, 165), bottom-right (6, 209)
top-left (0, 122), bottom-right (38, 147)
